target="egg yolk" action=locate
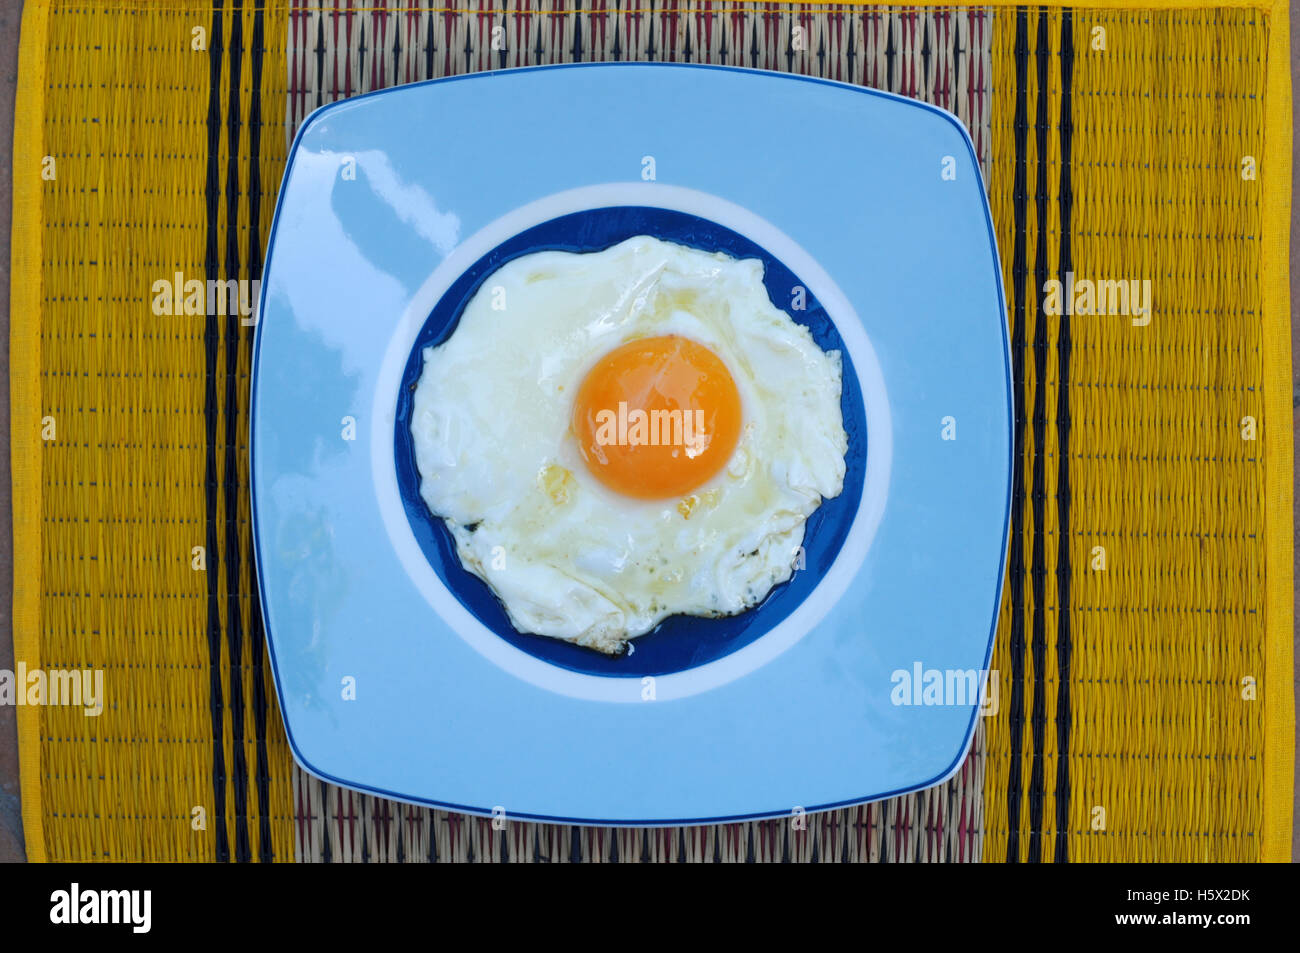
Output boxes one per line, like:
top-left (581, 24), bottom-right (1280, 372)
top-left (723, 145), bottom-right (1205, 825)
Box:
top-left (572, 335), bottom-right (742, 500)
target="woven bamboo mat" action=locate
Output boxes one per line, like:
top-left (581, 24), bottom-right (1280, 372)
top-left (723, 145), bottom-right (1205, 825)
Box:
top-left (9, 0), bottom-right (1292, 862)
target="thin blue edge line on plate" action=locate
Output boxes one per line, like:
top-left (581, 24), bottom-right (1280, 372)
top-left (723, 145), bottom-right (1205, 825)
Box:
top-left (392, 205), bottom-right (868, 679)
top-left (249, 62), bottom-right (1015, 826)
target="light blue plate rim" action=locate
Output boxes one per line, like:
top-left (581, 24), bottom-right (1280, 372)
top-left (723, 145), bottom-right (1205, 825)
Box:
top-left (250, 61), bottom-right (1014, 826)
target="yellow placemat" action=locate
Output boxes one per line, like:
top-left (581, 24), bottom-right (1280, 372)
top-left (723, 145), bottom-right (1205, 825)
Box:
top-left (9, 0), bottom-right (1292, 861)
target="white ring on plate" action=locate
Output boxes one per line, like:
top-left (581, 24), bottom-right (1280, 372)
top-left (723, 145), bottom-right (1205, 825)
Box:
top-left (371, 183), bottom-right (892, 702)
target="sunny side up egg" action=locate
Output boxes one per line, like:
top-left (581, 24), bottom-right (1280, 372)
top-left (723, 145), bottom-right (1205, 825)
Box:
top-left (410, 235), bottom-right (848, 655)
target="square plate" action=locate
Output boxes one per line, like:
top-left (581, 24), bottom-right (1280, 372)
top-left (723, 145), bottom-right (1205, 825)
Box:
top-left (252, 63), bottom-right (1012, 825)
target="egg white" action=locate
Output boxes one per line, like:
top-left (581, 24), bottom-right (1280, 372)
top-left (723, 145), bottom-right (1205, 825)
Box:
top-left (410, 235), bottom-right (848, 655)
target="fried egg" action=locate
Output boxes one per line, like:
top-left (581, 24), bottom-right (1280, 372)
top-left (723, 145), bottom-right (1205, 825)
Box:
top-left (410, 235), bottom-right (848, 655)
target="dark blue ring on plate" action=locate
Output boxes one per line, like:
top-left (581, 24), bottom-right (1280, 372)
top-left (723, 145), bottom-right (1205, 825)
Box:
top-left (394, 206), bottom-right (867, 678)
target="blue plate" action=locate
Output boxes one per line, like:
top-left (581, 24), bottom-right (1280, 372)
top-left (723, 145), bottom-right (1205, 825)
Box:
top-left (252, 63), bottom-right (1012, 826)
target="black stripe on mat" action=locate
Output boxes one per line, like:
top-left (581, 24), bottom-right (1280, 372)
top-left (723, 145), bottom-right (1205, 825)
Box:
top-left (222, 0), bottom-right (253, 863)
top-left (247, 0), bottom-right (274, 862)
top-left (1054, 10), bottom-right (1075, 864)
top-left (1027, 6), bottom-right (1052, 863)
top-left (203, 0), bottom-right (230, 865)
top-left (1004, 4), bottom-right (1031, 864)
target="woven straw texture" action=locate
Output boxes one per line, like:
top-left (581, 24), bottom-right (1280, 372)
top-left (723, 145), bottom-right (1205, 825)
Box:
top-left (8, 0), bottom-right (1292, 862)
